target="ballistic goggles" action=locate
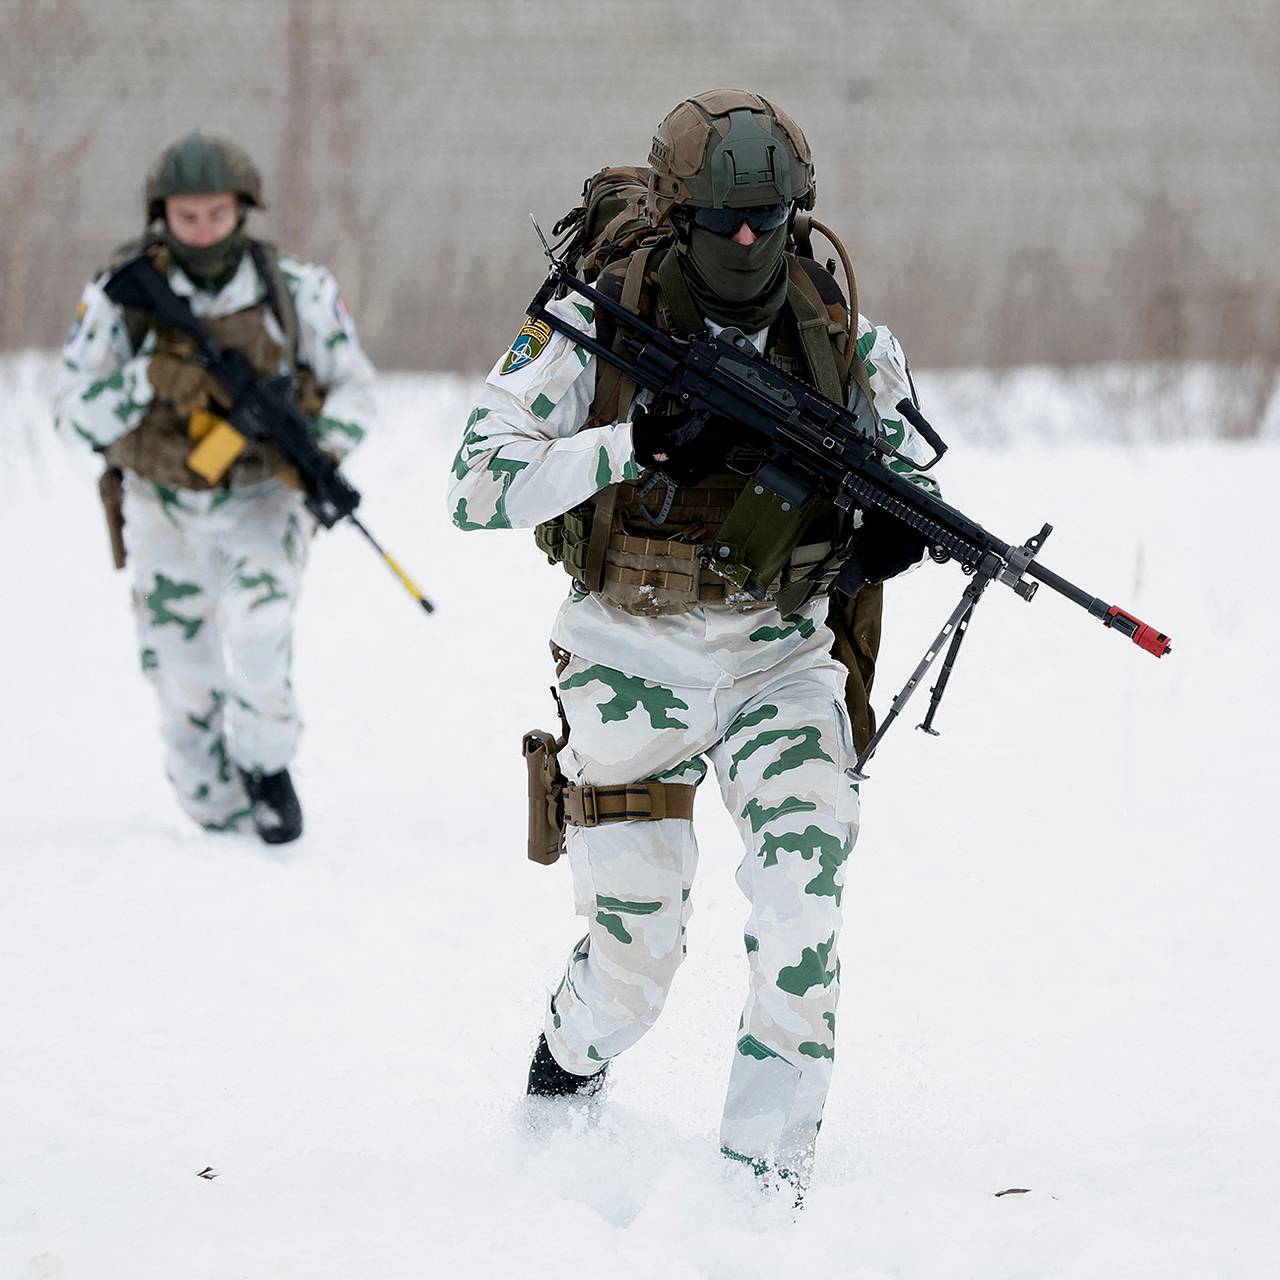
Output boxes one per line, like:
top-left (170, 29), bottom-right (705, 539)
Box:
top-left (687, 202), bottom-right (793, 236)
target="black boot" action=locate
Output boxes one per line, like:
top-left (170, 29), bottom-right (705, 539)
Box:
top-left (238, 767), bottom-right (303, 845)
top-left (527, 1034), bottom-right (608, 1098)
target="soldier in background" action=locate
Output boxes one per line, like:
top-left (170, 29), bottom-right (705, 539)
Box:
top-left (449, 91), bottom-right (940, 1191)
top-left (54, 133), bottom-right (376, 843)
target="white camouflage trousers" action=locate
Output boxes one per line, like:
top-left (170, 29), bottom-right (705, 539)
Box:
top-left (124, 476), bottom-right (311, 830)
top-left (546, 643), bottom-right (860, 1179)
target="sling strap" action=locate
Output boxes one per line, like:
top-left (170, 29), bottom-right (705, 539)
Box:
top-left (588, 243), bottom-right (655, 428)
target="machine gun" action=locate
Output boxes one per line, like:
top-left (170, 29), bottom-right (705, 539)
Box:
top-left (104, 254), bottom-right (433, 614)
top-left (524, 221), bottom-right (1170, 774)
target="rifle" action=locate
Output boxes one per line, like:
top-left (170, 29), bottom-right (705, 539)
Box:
top-left (103, 254), bottom-right (434, 615)
top-left (523, 220), bottom-right (1170, 775)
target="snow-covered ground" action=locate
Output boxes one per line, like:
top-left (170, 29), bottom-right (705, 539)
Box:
top-left (3, 356), bottom-right (1277, 1278)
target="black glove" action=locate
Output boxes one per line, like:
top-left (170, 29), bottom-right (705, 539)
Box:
top-left (843, 506), bottom-right (930, 588)
top-left (631, 402), bottom-right (732, 487)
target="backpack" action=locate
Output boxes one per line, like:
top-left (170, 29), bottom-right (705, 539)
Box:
top-left (550, 165), bottom-right (664, 282)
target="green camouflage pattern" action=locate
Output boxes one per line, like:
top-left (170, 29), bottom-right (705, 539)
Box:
top-left (449, 293), bottom-right (644, 537)
top-left (144, 573), bottom-right (205, 640)
top-left (125, 476), bottom-right (311, 829)
top-left (558, 663), bottom-right (690, 730)
top-left (546, 647), bottom-right (859, 1177)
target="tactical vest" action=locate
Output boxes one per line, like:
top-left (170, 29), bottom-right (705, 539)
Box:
top-left (535, 242), bottom-right (884, 750)
top-left (104, 240), bottom-right (324, 490)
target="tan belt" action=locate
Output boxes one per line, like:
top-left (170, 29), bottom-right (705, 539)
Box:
top-left (526, 649), bottom-right (698, 863)
top-left (563, 781), bottom-right (697, 827)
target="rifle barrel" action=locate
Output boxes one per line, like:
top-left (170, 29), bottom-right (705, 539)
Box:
top-left (1026, 560), bottom-right (1170, 656)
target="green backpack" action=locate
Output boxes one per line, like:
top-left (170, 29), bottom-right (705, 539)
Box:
top-left (549, 165), bottom-right (669, 282)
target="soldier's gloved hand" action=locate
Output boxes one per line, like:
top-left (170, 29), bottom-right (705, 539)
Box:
top-left (148, 353), bottom-right (226, 418)
top-left (631, 402), bottom-right (732, 487)
top-left (847, 506), bottom-right (931, 585)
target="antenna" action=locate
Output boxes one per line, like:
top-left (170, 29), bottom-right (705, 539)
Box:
top-left (529, 213), bottom-right (556, 261)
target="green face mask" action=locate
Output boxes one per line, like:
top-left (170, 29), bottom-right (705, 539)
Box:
top-left (163, 226), bottom-right (247, 290)
top-left (676, 221), bottom-right (789, 331)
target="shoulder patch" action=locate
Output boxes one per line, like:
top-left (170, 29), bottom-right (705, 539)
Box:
top-left (65, 299), bottom-right (89, 345)
top-left (500, 318), bottom-right (553, 375)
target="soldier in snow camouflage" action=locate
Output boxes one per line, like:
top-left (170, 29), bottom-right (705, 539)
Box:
top-left (449, 91), bottom-right (939, 1188)
top-left (54, 133), bottom-right (376, 842)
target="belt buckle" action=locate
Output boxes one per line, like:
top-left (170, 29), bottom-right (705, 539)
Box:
top-left (577, 784), bottom-right (600, 827)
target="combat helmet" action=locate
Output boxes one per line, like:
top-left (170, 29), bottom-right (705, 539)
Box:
top-left (144, 132), bottom-right (264, 223)
top-left (647, 89), bottom-right (815, 225)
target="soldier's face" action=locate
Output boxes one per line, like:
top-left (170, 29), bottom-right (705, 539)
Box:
top-left (164, 193), bottom-right (240, 247)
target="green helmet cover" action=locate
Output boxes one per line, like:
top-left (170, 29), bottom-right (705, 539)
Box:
top-left (698, 109), bottom-right (796, 209)
top-left (145, 132), bottom-right (264, 222)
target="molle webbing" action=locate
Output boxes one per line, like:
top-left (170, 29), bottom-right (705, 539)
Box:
top-left (556, 474), bottom-right (763, 614)
top-left (537, 473), bottom-right (744, 607)
top-left (104, 302), bottom-right (322, 490)
top-left (102, 243), bottom-right (322, 491)
top-left (563, 780), bottom-right (696, 826)
top-left (535, 247), bottom-right (865, 616)
top-left (599, 472), bottom-right (836, 616)
top-left (595, 523), bottom-right (834, 618)
top-left (794, 212), bottom-right (871, 396)
top-left (105, 304), bottom-right (289, 488)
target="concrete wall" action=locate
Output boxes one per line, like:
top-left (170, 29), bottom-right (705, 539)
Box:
top-left (2, 0), bottom-right (1276, 373)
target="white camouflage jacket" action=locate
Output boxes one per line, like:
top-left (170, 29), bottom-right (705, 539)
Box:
top-left (54, 248), bottom-right (376, 469)
top-left (448, 293), bottom-right (940, 690)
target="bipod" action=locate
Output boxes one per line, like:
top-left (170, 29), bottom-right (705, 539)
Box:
top-left (916, 579), bottom-right (985, 738)
top-left (849, 524), bottom-right (1053, 780)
